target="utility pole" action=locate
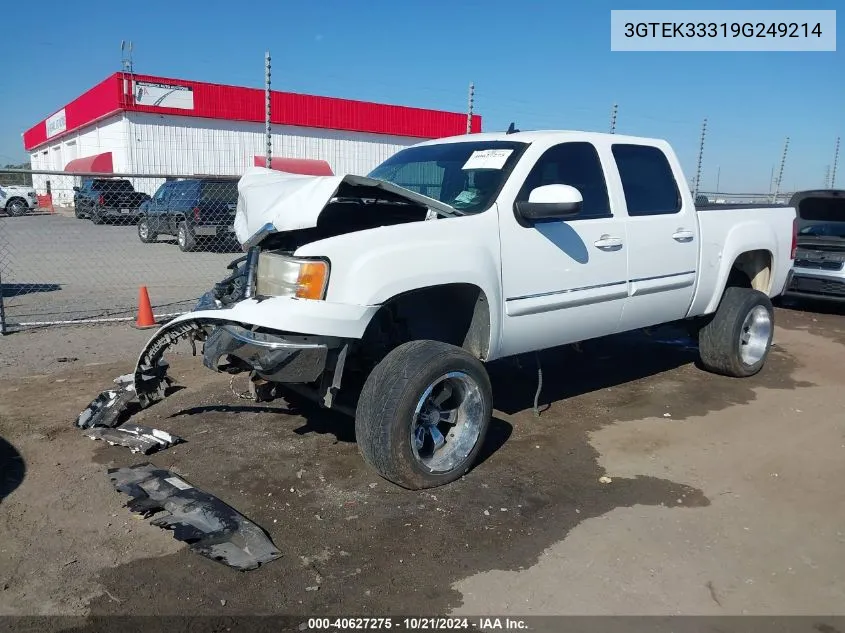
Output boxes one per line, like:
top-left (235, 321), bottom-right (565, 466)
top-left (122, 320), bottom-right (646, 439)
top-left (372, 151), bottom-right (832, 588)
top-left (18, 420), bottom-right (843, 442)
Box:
top-left (715, 165), bottom-right (720, 195)
top-left (265, 51), bottom-right (272, 168)
top-left (466, 82), bottom-right (475, 134)
top-left (693, 118), bottom-right (707, 199)
top-left (772, 136), bottom-right (789, 203)
top-left (609, 103), bottom-right (618, 134)
top-left (832, 136), bottom-right (841, 188)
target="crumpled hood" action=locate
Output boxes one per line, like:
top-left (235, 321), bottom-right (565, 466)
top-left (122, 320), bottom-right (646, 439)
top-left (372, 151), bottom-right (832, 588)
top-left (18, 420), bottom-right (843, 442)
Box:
top-left (233, 166), bottom-right (456, 246)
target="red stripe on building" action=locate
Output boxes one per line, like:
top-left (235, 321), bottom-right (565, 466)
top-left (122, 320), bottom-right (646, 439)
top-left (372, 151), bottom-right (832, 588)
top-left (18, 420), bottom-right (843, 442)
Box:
top-left (23, 72), bottom-right (482, 151)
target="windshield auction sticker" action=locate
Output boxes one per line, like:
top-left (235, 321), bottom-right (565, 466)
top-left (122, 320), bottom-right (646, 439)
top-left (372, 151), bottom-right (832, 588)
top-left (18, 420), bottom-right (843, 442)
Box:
top-left (462, 149), bottom-right (514, 170)
top-left (610, 10), bottom-right (836, 51)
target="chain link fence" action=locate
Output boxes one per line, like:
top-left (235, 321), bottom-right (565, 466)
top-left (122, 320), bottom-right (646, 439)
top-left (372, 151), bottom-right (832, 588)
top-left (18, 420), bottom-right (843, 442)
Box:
top-left (0, 169), bottom-right (242, 333)
top-left (0, 167), bottom-right (802, 334)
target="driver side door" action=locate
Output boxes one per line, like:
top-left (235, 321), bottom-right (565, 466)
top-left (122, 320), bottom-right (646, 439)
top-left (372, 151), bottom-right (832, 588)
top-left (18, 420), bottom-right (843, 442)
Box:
top-left (498, 141), bottom-right (629, 357)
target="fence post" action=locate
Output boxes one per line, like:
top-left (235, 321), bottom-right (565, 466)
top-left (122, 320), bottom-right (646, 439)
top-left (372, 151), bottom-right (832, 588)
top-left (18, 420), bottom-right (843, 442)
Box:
top-left (0, 268), bottom-right (7, 335)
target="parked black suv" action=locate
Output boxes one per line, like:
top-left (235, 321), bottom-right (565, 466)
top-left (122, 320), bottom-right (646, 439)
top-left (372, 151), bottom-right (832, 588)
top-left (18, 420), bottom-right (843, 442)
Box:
top-left (73, 178), bottom-right (150, 224)
top-left (137, 178), bottom-right (239, 252)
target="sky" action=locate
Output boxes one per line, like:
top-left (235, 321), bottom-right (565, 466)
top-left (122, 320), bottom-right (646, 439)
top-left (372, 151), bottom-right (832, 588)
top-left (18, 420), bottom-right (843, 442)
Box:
top-left (0, 0), bottom-right (841, 192)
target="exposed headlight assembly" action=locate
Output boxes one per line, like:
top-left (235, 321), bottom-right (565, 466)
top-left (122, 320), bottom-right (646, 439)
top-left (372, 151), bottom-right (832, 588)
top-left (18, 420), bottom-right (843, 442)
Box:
top-left (255, 251), bottom-right (329, 300)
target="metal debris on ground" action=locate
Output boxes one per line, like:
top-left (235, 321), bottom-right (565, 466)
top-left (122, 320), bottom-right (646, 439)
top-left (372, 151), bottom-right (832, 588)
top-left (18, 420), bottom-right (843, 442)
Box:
top-left (109, 463), bottom-right (282, 571)
top-left (83, 423), bottom-right (183, 455)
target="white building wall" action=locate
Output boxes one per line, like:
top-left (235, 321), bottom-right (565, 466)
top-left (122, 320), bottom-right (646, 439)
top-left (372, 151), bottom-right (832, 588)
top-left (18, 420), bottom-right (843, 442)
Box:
top-left (29, 114), bottom-right (131, 204)
top-left (126, 113), bottom-right (423, 180)
top-left (29, 111), bottom-right (428, 204)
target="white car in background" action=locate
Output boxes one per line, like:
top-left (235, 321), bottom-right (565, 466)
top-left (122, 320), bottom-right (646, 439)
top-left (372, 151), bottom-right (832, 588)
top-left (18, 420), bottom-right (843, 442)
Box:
top-left (0, 185), bottom-right (39, 216)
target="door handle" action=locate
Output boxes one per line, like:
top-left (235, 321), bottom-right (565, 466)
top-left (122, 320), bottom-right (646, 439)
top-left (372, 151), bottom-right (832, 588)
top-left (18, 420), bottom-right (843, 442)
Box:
top-left (672, 229), bottom-right (694, 242)
top-left (593, 235), bottom-right (623, 250)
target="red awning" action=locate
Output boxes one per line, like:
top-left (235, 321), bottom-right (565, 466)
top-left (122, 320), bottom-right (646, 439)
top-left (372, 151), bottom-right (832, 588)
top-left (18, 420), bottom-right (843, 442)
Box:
top-left (254, 156), bottom-right (333, 176)
top-left (64, 152), bottom-right (114, 173)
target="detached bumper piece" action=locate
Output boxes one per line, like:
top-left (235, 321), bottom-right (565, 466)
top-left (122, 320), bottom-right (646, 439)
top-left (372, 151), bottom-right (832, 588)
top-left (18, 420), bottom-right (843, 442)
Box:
top-left (109, 463), bottom-right (281, 571)
top-left (83, 423), bottom-right (183, 455)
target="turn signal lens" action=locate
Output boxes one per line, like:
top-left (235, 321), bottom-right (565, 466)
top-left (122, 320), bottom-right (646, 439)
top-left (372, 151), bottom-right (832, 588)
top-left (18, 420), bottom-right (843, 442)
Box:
top-left (295, 261), bottom-right (329, 300)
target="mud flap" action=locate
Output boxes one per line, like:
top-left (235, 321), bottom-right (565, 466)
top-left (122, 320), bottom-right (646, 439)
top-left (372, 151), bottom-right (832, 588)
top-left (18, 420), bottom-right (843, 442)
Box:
top-left (109, 463), bottom-right (281, 571)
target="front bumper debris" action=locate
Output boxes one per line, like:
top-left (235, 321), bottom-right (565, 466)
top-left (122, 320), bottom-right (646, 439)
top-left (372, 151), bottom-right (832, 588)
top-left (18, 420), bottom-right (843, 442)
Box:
top-left (76, 319), bottom-right (210, 430)
top-left (83, 423), bottom-right (183, 454)
top-left (109, 463), bottom-right (281, 571)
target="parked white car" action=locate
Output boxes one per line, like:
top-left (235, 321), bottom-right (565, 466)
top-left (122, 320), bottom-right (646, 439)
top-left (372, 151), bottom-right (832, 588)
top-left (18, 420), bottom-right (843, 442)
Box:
top-left (0, 185), bottom-right (38, 216)
top-left (79, 130), bottom-right (798, 490)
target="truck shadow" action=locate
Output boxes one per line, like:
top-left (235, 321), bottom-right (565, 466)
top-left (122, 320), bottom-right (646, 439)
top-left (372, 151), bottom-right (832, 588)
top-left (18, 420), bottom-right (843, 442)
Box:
top-left (489, 326), bottom-right (699, 416)
top-left (1, 283), bottom-right (61, 298)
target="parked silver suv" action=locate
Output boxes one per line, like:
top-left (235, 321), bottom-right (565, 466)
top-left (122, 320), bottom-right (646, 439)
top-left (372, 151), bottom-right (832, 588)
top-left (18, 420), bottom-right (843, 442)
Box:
top-left (785, 189), bottom-right (845, 303)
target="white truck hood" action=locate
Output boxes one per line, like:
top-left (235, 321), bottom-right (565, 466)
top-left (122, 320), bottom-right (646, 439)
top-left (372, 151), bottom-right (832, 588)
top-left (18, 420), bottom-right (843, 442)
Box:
top-left (234, 167), bottom-right (457, 246)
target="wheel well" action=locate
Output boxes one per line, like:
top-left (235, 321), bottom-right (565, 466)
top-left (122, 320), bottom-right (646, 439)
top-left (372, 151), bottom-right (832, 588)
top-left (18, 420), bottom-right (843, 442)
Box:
top-left (728, 250), bottom-right (772, 293)
top-left (6, 197), bottom-right (26, 206)
top-left (359, 284), bottom-right (491, 363)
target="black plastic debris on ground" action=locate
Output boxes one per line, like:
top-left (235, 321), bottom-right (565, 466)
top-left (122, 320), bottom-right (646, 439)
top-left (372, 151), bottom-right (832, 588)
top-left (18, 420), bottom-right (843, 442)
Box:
top-left (75, 374), bottom-right (137, 430)
top-left (108, 463), bottom-right (281, 571)
top-left (83, 424), bottom-right (183, 455)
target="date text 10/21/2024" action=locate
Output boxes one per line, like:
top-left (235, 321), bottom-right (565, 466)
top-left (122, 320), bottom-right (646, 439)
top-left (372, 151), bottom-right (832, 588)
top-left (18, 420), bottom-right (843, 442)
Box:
top-left (306, 617), bottom-right (529, 630)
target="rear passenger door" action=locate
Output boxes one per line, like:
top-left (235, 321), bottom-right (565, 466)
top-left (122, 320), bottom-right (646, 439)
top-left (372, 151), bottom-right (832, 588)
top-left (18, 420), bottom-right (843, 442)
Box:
top-left (612, 143), bottom-right (699, 331)
top-left (147, 183), bottom-right (171, 233)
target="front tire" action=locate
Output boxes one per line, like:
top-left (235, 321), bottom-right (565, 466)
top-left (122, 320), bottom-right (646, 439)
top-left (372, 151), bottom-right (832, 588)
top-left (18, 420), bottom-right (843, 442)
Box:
top-left (698, 287), bottom-right (774, 378)
top-left (137, 217), bottom-right (157, 243)
top-left (177, 221), bottom-right (197, 252)
top-left (6, 198), bottom-right (28, 217)
top-left (355, 340), bottom-right (492, 490)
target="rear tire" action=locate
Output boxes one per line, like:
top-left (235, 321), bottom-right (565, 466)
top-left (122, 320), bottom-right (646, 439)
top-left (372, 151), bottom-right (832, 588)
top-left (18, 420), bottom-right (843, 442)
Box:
top-left (177, 221), bottom-right (197, 252)
top-left (137, 217), bottom-right (157, 243)
top-left (74, 205), bottom-right (85, 219)
top-left (90, 207), bottom-right (104, 224)
top-left (698, 286), bottom-right (774, 378)
top-left (355, 340), bottom-right (492, 490)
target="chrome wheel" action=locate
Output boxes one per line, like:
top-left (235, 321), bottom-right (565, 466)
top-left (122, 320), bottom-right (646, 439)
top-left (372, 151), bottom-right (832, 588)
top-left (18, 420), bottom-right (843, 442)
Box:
top-left (139, 221), bottom-right (149, 240)
top-left (739, 305), bottom-right (771, 366)
top-left (410, 371), bottom-right (484, 474)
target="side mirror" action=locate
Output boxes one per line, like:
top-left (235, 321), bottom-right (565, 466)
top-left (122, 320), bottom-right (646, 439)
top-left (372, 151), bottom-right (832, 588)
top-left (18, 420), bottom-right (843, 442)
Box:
top-left (514, 184), bottom-right (583, 223)
top-left (72, 186), bottom-right (80, 192)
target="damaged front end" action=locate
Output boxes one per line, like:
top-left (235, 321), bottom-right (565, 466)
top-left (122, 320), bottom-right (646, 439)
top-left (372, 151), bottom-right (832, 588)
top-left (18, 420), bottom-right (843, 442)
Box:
top-left (76, 243), bottom-right (347, 433)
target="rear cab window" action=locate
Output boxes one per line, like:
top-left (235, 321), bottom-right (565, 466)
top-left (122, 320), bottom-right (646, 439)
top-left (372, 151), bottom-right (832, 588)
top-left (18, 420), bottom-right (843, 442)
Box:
top-left (200, 181), bottom-right (238, 204)
top-left (611, 144), bottom-right (681, 216)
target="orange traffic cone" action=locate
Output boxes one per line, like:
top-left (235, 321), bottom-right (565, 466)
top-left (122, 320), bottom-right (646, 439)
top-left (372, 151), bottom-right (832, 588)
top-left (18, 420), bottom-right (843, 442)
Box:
top-left (132, 286), bottom-right (158, 329)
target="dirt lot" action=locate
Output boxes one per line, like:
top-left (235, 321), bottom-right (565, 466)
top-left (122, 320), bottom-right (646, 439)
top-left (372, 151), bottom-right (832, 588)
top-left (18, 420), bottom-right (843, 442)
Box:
top-left (0, 299), bottom-right (844, 620)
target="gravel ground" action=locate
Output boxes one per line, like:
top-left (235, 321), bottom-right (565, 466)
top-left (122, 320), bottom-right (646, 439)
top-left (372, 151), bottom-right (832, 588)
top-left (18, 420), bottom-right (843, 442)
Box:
top-left (0, 298), bottom-right (843, 625)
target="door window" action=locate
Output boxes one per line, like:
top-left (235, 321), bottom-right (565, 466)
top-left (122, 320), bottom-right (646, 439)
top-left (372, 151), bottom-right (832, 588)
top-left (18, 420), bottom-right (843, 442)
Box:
top-left (516, 142), bottom-right (611, 219)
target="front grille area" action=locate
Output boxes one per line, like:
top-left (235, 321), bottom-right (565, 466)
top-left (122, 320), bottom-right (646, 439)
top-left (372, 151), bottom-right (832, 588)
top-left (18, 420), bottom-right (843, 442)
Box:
top-left (794, 258), bottom-right (844, 271)
top-left (789, 275), bottom-right (845, 297)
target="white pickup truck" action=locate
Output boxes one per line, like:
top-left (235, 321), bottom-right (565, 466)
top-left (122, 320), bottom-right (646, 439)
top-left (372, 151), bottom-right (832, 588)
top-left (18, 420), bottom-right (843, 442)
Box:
top-left (79, 130), bottom-right (798, 490)
top-left (0, 184), bottom-right (38, 216)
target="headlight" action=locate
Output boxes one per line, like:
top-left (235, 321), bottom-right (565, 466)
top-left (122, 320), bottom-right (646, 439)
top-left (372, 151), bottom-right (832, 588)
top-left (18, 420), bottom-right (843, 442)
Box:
top-left (255, 251), bottom-right (329, 300)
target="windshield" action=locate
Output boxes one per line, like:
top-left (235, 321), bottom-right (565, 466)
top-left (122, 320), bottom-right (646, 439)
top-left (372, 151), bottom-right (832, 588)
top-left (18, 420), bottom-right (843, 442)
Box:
top-left (799, 222), bottom-right (845, 239)
top-left (797, 196), bottom-right (845, 239)
top-left (368, 140), bottom-right (527, 214)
